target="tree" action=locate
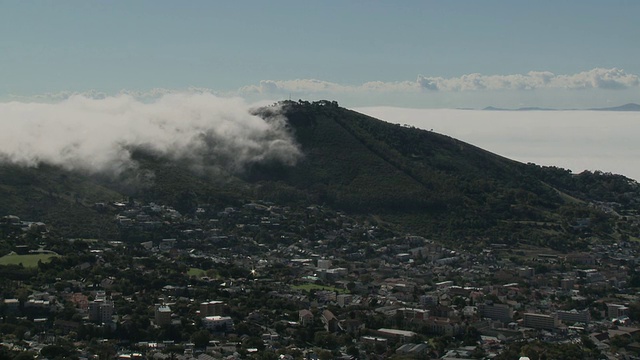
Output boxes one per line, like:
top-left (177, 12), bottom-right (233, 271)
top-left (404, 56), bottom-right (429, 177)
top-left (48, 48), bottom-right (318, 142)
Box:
top-left (14, 352), bottom-right (37, 360)
top-left (463, 326), bottom-right (481, 346)
top-left (318, 350), bottom-right (333, 360)
top-left (244, 336), bottom-right (266, 351)
top-left (40, 344), bottom-right (72, 359)
top-left (346, 345), bottom-right (360, 359)
top-left (471, 345), bottom-right (486, 359)
top-left (191, 329), bottom-right (211, 348)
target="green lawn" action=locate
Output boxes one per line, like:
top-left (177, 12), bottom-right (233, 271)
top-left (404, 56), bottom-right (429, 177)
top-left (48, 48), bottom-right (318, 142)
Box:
top-left (291, 283), bottom-right (349, 294)
top-left (0, 253), bottom-right (58, 268)
top-left (187, 267), bottom-right (207, 277)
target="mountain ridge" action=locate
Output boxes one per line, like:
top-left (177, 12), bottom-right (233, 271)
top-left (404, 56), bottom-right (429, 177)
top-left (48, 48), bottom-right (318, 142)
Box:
top-left (482, 102), bottom-right (640, 111)
top-left (247, 101), bottom-right (640, 249)
top-left (1, 100), bottom-right (638, 250)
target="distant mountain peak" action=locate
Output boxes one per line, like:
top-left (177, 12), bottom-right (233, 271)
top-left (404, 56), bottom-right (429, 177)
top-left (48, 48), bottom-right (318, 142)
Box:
top-left (590, 103), bottom-right (640, 111)
top-left (483, 103), bottom-right (640, 111)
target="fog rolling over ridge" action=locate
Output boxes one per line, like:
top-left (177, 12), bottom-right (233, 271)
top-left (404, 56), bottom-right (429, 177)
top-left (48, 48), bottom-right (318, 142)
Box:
top-left (0, 93), bottom-right (301, 176)
top-left (357, 107), bottom-right (640, 182)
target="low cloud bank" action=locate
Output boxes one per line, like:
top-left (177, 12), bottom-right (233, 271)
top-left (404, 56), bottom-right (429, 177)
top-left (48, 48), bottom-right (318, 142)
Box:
top-left (238, 68), bottom-right (639, 95)
top-left (355, 107), bottom-right (640, 182)
top-left (0, 93), bottom-right (301, 175)
top-left (417, 68), bottom-right (639, 91)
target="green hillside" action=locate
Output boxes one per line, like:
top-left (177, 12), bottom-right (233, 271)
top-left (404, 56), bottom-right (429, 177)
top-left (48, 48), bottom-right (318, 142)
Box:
top-left (247, 101), bottom-right (640, 249)
top-left (1, 100), bottom-right (638, 250)
top-left (0, 163), bottom-right (122, 239)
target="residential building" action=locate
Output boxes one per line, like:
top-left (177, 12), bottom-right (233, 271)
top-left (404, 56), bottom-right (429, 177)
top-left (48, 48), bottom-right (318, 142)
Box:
top-left (557, 309), bottom-right (590, 324)
top-left (478, 302), bottom-right (512, 323)
top-left (607, 304), bottom-right (629, 319)
top-left (154, 305), bottom-right (172, 326)
top-left (523, 313), bottom-right (557, 330)
top-left (200, 301), bottom-right (224, 317)
top-left (3, 299), bottom-right (19, 315)
top-left (202, 316), bottom-right (234, 331)
top-left (337, 294), bottom-right (353, 308)
top-left (299, 309), bottom-right (313, 326)
top-left (88, 299), bottom-right (114, 324)
top-left (322, 309), bottom-right (339, 332)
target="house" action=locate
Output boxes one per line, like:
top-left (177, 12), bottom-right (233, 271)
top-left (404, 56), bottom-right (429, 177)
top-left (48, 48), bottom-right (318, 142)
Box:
top-left (3, 299), bottom-right (20, 315)
top-left (396, 343), bottom-right (429, 355)
top-left (67, 293), bottom-right (89, 312)
top-left (423, 317), bottom-right (463, 336)
top-left (376, 328), bottom-right (417, 340)
top-left (337, 294), bottom-right (353, 308)
top-left (397, 307), bottom-right (428, 321)
top-left (54, 319), bottom-right (80, 334)
top-left (342, 319), bottom-right (364, 334)
top-left (299, 309), bottom-right (313, 326)
top-left (159, 238), bottom-right (177, 251)
top-left (322, 310), bottom-right (339, 332)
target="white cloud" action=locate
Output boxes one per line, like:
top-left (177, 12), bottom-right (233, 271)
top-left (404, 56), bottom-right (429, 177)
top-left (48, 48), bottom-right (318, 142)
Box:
top-left (552, 68), bottom-right (640, 90)
top-left (236, 68), bottom-right (639, 96)
top-left (10, 87), bottom-right (224, 103)
top-left (417, 68), bottom-right (639, 91)
top-left (239, 79), bottom-right (351, 94)
top-left (0, 93), bottom-right (301, 175)
top-left (12, 67), bottom-right (637, 110)
top-left (238, 78), bottom-right (419, 95)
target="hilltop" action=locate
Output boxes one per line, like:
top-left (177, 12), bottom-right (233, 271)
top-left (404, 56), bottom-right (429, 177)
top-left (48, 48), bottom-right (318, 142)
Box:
top-left (1, 100), bottom-right (639, 250)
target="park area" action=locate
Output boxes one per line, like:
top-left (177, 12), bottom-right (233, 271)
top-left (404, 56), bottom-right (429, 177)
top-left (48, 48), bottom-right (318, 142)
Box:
top-left (0, 252), bottom-right (58, 268)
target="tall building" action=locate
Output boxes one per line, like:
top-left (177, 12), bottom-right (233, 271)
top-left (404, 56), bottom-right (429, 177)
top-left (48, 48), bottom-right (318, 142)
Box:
top-left (88, 299), bottom-right (114, 324)
top-left (200, 301), bottom-right (224, 317)
top-left (155, 305), bottom-right (172, 326)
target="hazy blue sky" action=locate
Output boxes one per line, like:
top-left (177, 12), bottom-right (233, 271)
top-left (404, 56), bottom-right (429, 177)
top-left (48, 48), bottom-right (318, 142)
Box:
top-left (2, 1), bottom-right (639, 108)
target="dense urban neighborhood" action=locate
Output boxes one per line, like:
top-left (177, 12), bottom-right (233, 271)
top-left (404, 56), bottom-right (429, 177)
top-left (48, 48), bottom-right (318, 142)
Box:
top-left (2, 194), bottom-right (640, 360)
top-left (3, 0), bottom-right (640, 358)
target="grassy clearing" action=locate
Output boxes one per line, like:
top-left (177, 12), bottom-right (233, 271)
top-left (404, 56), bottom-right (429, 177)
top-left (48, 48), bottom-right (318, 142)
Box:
top-left (187, 267), bottom-right (206, 277)
top-left (187, 267), bottom-right (219, 279)
top-left (291, 283), bottom-right (349, 294)
top-left (0, 253), bottom-right (58, 268)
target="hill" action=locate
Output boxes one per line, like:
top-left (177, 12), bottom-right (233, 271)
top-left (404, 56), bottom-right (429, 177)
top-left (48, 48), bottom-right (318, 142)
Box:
top-left (483, 103), bottom-right (640, 111)
top-left (1, 100), bottom-right (639, 250)
top-left (590, 103), bottom-right (640, 111)
top-left (246, 101), bottom-right (640, 249)
top-left (0, 163), bottom-right (122, 239)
